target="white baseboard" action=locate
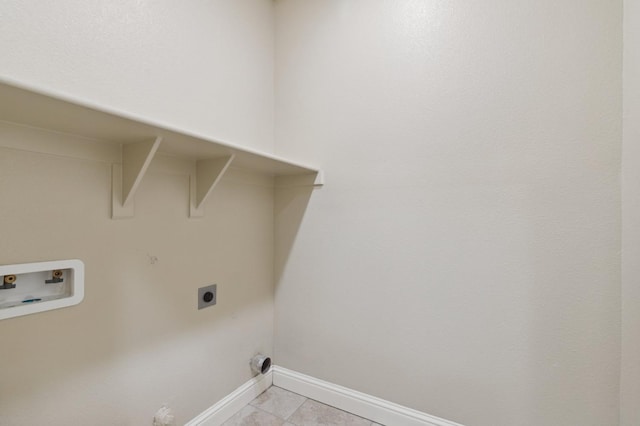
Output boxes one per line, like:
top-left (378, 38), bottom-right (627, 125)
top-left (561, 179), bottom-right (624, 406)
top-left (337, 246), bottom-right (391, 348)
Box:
top-left (272, 366), bottom-right (466, 426)
top-left (185, 370), bottom-right (272, 426)
top-left (186, 366), bottom-right (465, 426)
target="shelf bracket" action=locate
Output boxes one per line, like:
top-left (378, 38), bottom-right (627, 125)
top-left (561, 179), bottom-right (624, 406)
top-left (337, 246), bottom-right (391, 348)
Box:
top-left (112, 137), bottom-right (162, 219)
top-left (275, 170), bottom-right (325, 188)
top-left (189, 154), bottom-right (235, 218)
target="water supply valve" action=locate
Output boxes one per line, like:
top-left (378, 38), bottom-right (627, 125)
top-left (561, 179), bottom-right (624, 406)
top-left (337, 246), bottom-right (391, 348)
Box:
top-left (45, 270), bottom-right (64, 284)
top-left (0, 259), bottom-right (84, 321)
top-left (1, 275), bottom-right (16, 290)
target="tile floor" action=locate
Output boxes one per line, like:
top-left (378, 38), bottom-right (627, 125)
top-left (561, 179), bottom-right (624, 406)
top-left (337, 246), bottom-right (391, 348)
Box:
top-left (223, 386), bottom-right (383, 426)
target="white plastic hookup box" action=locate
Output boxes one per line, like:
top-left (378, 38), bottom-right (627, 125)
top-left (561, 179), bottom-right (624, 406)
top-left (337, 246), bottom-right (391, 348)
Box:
top-left (0, 259), bottom-right (84, 320)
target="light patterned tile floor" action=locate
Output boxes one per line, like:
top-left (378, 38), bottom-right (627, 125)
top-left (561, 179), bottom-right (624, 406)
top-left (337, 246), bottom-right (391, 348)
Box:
top-left (222, 386), bottom-right (383, 426)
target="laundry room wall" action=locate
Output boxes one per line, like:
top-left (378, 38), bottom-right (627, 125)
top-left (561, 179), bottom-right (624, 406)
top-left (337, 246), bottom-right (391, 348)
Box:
top-left (274, 1), bottom-right (622, 425)
top-left (0, 1), bottom-right (276, 425)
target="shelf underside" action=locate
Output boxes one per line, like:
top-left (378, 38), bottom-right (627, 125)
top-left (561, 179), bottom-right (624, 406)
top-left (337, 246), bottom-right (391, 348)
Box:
top-left (0, 79), bottom-right (320, 178)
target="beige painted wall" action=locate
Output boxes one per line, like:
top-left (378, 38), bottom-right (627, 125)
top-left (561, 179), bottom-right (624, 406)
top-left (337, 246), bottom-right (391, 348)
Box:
top-left (0, 1), bottom-right (276, 425)
top-left (0, 0), bottom-right (275, 152)
top-left (0, 1), bottom-right (628, 425)
top-left (0, 125), bottom-right (275, 426)
top-left (274, 1), bottom-right (622, 425)
top-left (621, 0), bottom-right (640, 424)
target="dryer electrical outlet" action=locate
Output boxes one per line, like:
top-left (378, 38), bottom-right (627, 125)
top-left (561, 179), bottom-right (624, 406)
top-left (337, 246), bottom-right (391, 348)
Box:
top-left (198, 284), bottom-right (217, 310)
top-left (0, 259), bottom-right (84, 320)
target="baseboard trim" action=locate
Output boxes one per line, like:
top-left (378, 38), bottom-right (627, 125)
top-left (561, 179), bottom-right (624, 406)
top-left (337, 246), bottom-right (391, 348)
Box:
top-left (272, 366), bottom-right (465, 426)
top-left (186, 366), bottom-right (465, 426)
top-left (185, 370), bottom-right (272, 426)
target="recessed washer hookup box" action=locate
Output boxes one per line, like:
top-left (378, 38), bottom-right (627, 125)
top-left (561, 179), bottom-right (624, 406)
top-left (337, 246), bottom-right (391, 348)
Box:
top-left (0, 259), bottom-right (84, 320)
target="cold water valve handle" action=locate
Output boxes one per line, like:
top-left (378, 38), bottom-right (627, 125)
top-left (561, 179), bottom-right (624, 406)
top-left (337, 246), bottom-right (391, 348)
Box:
top-left (45, 270), bottom-right (64, 284)
top-left (1, 274), bottom-right (16, 290)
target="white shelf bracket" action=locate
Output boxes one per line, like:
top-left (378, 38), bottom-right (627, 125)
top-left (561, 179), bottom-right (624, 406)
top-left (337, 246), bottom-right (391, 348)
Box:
top-left (189, 154), bottom-right (235, 218)
top-left (112, 136), bottom-right (162, 219)
top-left (275, 170), bottom-right (325, 188)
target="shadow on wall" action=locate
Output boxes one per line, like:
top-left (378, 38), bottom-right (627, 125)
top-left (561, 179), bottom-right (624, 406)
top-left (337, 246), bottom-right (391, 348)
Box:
top-left (274, 175), bottom-right (319, 286)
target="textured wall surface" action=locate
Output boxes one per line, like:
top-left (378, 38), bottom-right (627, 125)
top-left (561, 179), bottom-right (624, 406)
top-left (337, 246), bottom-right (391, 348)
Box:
top-left (621, 0), bottom-right (640, 424)
top-left (0, 1), bottom-right (276, 424)
top-left (0, 0), bottom-right (275, 152)
top-left (0, 124), bottom-right (276, 425)
top-left (0, 1), bottom-right (627, 425)
top-left (0, 125), bottom-right (276, 425)
top-left (274, 1), bottom-right (622, 425)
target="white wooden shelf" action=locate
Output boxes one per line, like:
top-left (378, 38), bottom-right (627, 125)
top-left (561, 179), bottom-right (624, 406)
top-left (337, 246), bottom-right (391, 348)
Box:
top-left (0, 77), bottom-right (323, 218)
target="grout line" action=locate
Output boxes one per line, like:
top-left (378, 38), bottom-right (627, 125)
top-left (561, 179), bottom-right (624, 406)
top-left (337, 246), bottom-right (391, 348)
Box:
top-left (233, 382), bottom-right (380, 426)
top-left (284, 397), bottom-right (308, 423)
top-left (254, 406), bottom-right (284, 421)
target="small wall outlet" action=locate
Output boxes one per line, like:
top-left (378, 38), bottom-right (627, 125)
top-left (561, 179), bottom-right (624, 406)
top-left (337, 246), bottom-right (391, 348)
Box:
top-left (198, 284), bottom-right (217, 310)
